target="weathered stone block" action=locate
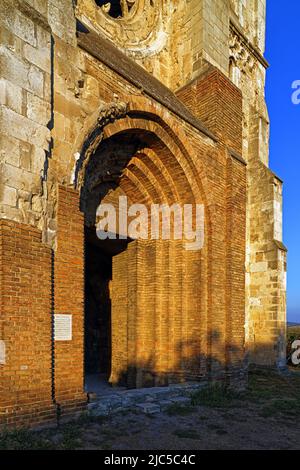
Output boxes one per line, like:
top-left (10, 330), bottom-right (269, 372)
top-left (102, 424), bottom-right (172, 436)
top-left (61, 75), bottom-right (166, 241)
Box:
top-left (24, 42), bottom-right (51, 73)
top-left (0, 47), bottom-right (44, 98)
top-left (0, 134), bottom-right (20, 167)
top-left (27, 92), bottom-right (50, 125)
top-left (135, 403), bottom-right (161, 414)
top-left (0, 184), bottom-right (17, 206)
top-left (0, 78), bottom-right (23, 114)
top-left (14, 10), bottom-right (36, 46)
top-left (0, 106), bottom-right (50, 149)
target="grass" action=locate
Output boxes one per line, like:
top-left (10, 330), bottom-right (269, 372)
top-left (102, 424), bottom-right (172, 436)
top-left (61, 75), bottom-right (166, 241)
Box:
top-left (190, 369), bottom-right (300, 419)
top-left (101, 428), bottom-right (126, 439)
top-left (58, 424), bottom-right (83, 449)
top-left (0, 428), bottom-right (54, 450)
top-left (0, 421), bottom-right (84, 450)
top-left (259, 398), bottom-right (300, 418)
top-left (243, 369), bottom-right (279, 402)
top-left (287, 326), bottom-right (300, 340)
top-left (173, 429), bottom-right (200, 440)
top-left (191, 383), bottom-right (239, 408)
top-left (244, 368), bottom-right (300, 418)
top-left (207, 424), bottom-right (228, 435)
top-left (165, 403), bottom-right (195, 416)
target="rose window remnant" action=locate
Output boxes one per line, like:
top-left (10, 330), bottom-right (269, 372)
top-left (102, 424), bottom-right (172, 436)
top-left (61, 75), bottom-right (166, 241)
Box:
top-left (95, 0), bottom-right (137, 19)
top-left (85, 0), bottom-right (161, 57)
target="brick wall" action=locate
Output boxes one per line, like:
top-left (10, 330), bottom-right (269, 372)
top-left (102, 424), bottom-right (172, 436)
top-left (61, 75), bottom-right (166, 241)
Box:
top-left (54, 185), bottom-right (86, 415)
top-left (177, 64), bottom-right (243, 155)
top-left (110, 245), bottom-right (131, 386)
top-left (0, 220), bottom-right (55, 428)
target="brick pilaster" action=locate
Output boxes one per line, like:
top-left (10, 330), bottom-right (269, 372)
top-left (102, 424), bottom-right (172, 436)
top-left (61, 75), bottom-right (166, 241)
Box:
top-left (54, 185), bottom-right (86, 414)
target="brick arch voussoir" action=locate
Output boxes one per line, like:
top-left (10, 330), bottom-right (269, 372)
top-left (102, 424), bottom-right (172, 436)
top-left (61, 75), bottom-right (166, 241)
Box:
top-left (121, 170), bottom-right (153, 207)
top-left (124, 165), bottom-right (162, 205)
top-left (103, 118), bottom-right (197, 206)
top-left (138, 149), bottom-right (180, 204)
top-left (126, 156), bottom-right (171, 205)
top-left (75, 96), bottom-right (212, 229)
top-left (125, 96), bottom-right (212, 209)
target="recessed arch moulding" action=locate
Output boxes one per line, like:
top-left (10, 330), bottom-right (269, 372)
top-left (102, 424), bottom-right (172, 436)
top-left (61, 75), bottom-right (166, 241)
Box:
top-left (76, 98), bottom-right (211, 387)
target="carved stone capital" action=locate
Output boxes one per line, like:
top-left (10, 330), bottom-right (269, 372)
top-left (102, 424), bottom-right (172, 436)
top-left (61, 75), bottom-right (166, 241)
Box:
top-left (75, 101), bottom-right (129, 188)
top-left (97, 101), bottom-right (129, 126)
top-left (229, 29), bottom-right (256, 74)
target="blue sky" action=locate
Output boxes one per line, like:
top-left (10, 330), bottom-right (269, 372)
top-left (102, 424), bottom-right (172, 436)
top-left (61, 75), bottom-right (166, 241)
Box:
top-left (265, 1), bottom-right (300, 322)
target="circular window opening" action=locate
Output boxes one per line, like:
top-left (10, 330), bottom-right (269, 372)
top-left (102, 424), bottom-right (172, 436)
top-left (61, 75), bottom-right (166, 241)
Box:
top-left (95, 0), bottom-right (135, 19)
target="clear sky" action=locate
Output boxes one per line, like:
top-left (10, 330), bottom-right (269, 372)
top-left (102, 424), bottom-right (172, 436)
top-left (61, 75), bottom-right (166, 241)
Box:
top-left (265, 1), bottom-right (300, 323)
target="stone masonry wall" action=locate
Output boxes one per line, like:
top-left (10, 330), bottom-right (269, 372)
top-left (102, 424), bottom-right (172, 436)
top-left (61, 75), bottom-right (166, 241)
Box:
top-left (0, 0), bottom-right (53, 241)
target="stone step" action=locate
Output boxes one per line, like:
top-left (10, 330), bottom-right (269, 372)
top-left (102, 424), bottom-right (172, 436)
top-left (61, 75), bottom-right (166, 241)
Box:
top-left (169, 396), bottom-right (191, 406)
top-left (87, 381), bottom-right (206, 417)
top-left (135, 403), bottom-right (161, 414)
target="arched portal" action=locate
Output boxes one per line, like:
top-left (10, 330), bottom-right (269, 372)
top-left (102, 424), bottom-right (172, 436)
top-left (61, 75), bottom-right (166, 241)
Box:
top-left (78, 110), bottom-right (209, 390)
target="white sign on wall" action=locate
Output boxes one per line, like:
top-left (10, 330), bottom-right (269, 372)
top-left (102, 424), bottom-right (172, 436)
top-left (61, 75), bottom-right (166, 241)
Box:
top-left (54, 314), bottom-right (72, 341)
top-left (0, 340), bottom-right (6, 364)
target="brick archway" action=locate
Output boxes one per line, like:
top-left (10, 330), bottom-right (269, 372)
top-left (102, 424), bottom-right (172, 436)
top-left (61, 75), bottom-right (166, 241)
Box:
top-left (77, 109), bottom-right (210, 388)
top-left (52, 89), bottom-right (246, 411)
top-left (72, 95), bottom-right (211, 211)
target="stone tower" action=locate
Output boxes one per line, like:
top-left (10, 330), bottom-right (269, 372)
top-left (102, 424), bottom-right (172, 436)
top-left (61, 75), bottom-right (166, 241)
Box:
top-left (0, 0), bottom-right (286, 428)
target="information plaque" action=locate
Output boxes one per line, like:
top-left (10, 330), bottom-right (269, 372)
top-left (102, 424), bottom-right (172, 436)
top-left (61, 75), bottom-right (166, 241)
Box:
top-left (54, 314), bottom-right (72, 341)
top-left (0, 340), bottom-right (5, 364)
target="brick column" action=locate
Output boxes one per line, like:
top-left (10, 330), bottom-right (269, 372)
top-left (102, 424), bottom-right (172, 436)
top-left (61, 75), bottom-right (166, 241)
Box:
top-left (54, 185), bottom-right (86, 414)
top-left (110, 245), bottom-right (131, 386)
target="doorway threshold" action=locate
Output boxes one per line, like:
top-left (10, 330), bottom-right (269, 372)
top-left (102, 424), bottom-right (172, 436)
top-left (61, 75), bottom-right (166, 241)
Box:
top-left (85, 373), bottom-right (126, 396)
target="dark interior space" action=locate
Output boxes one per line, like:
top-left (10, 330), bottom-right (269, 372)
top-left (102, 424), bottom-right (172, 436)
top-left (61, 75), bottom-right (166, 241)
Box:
top-left (85, 237), bottom-right (112, 379)
top-left (84, 227), bottom-right (132, 388)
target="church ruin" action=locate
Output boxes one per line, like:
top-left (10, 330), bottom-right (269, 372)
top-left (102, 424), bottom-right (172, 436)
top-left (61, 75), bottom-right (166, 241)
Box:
top-left (0, 0), bottom-right (287, 428)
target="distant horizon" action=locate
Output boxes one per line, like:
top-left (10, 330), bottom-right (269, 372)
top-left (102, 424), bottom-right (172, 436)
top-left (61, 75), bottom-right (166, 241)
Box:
top-left (266, 1), bottom-right (300, 323)
top-left (287, 309), bottom-right (300, 325)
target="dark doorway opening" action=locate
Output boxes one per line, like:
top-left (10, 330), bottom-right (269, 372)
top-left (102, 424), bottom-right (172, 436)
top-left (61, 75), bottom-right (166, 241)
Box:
top-left (85, 238), bottom-right (112, 379)
top-left (84, 227), bottom-right (131, 392)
